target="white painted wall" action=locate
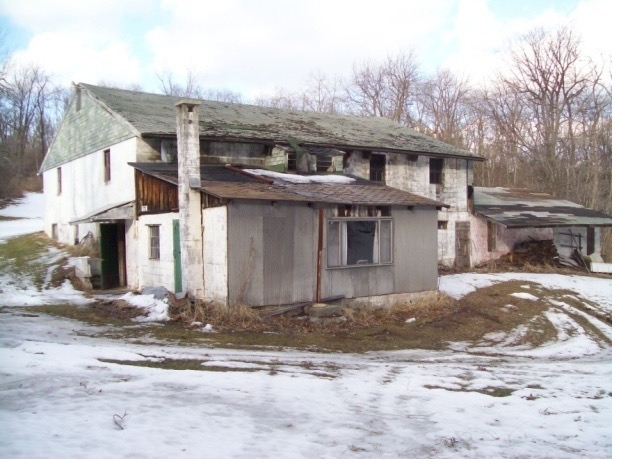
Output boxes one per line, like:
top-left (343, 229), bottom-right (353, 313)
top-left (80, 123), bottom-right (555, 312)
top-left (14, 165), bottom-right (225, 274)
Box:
top-left (130, 213), bottom-right (178, 291)
top-left (203, 206), bottom-right (228, 303)
top-left (43, 137), bottom-right (139, 245)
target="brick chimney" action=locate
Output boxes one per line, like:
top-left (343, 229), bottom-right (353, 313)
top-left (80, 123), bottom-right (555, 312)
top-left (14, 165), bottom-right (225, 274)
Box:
top-left (176, 99), bottom-right (204, 299)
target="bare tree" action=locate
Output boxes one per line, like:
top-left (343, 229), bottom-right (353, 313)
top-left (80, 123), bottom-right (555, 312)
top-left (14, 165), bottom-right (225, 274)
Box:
top-left (419, 69), bottom-right (472, 147)
top-left (0, 62), bottom-right (61, 197)
top-left (345, 51), bottom-right (422, 125)
top-left (155, 67), bottom-right (242, 102)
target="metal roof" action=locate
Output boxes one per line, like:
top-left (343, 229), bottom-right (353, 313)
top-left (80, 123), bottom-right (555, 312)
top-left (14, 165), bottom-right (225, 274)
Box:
top-left (130, 163), bottom-right (447, 208)
top-left (70, 200), bottom-right (135, 224)
top-left (473, 187), bottom-right (612, 229)
top-left (82, 83), bottom-right (482, 161)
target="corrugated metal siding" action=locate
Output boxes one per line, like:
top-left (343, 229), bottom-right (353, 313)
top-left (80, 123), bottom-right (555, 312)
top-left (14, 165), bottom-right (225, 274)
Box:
top-left (227, 202), bottom-right (316, 306)
top-left (393, 207), bottom-right (438, 292)
top-left (228, 202), bottom-right (437, 306)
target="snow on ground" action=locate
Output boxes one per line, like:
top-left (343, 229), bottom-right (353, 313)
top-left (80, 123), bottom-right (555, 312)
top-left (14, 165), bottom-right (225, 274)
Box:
top-left (0, 189), bottom-right (612, 458)
top-left (0, 192), bottom-right (44, 243)
top-left (440, 272), bottom-right (612, 314)
top-left (0, 308), bottom-right (611, 459)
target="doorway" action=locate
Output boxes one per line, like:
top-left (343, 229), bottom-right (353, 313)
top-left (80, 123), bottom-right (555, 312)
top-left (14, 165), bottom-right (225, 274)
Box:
top-left (455, 221), bottom-right (470, 268)
top-left (99, 222), bottom-right (127, 289)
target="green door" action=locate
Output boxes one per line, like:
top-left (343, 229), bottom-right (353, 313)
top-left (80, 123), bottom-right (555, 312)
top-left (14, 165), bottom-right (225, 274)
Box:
top-left (173, 219), bottom-right (182, 293)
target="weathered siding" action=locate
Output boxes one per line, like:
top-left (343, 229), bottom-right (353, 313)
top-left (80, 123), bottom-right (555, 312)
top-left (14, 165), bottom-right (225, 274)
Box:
top-left (227, 202), bottom-right (316, 306)
top-left (320, 206), bottom-right (438, 299)
top-left (41, 89), bottom-right (137, 172)
top-left (227, 201), bottom-right (438, 307)
top-left (43, 137), bottom-right (138, 244)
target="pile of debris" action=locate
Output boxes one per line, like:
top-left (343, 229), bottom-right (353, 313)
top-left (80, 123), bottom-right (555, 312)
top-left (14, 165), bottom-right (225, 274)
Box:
top-left (497, 239), bottom-right (559, 267)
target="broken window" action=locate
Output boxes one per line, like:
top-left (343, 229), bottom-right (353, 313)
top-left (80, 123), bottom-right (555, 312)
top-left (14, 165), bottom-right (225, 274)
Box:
top-left (327, 218), bottom-right (393, 268)
top-left (438, 220), bottom-right (448, 230)
top-left (487, 221), bottom-right (497, 252)
top-left (148, 225), bottom-right (160, 260)
top-left (287, 151), bottom-right (297, 172)
top-left (429, 158), bottom-right (444, 185)
top-left (57, 167), bottom-right (62, 195)
top-left (104, 149), bottom-right (111, 183)
top-left (370, 154), bottom-right (386, 182)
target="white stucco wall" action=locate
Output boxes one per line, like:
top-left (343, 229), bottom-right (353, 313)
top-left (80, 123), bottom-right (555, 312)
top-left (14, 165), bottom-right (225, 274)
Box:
top-left (130, 213), bottom-right (178, 291)
top-left (42, 137), bottom-right (139, 245)
top-left (203, 206), bottom-right (228, 303)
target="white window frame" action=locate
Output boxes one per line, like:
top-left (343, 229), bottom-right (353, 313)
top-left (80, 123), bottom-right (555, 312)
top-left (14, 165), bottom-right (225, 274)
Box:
top-left (327, 217), bottom-right (393, 269)
top-left (148, 225), bottom-right (160, 260)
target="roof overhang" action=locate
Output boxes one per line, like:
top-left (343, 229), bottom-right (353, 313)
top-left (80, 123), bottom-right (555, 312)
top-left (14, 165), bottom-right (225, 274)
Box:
top-left (473, 187), bottom-right (611, 229)
top-left (70, 201), bottom-right (135, 224)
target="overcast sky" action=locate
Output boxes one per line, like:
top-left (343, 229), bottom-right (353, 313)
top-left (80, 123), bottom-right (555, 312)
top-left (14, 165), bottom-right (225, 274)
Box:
top-left (0, 0), bottom-right (612, 98)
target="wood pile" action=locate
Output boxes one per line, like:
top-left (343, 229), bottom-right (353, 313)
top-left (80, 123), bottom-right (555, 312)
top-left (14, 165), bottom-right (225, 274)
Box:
top-left (499, 239), bottom-right (559, 266)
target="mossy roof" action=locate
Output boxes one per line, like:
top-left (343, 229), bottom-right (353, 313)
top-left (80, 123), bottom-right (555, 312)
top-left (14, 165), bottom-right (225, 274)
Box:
top-left (82, 83), bottom-right (482, 160)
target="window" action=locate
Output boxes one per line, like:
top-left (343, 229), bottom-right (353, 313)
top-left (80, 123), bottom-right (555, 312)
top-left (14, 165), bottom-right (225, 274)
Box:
top-left (438, 220), bottom-right (448, 230)
top-left (429, 158), bottom-right (444, 185)
top-left (148, 225), bottom-right (160, 260)
top-left (74, 224), bottom-right (79, 245)
top-left (57, 167), bottom-right (62, 195)
top-left (327, 218), bottom-right (393, 268)
top-left (51, 224), bottom-right (58, 240)
top-left (369, 154), bottom-right (386, 182)
top-left (103, 149), bottom-right (111, 182)
top-left (487, 221), bottom-right (497, 252)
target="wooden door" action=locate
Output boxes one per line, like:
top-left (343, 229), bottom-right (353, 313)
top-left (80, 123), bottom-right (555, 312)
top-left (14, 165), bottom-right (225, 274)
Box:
top-left (455, 221), bottom-right (470, 268)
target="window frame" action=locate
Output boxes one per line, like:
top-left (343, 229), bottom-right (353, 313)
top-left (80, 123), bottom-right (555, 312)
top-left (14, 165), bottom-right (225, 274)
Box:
top-left (429, 158), bottom-right (444, 185)
top-left (148, 225), bottom-right (161, 260)
top-left (57, 167), bottom-right (62, 195)
top-left (103, 149), bottom-right (111, 183)
top-left (326, 216), bottom-right (393, 269)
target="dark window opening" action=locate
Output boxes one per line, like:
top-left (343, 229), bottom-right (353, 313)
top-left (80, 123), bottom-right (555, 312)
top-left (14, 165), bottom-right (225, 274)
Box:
top-left (370, 154), bottom-right (386, 182)
top-left (438, 220), bottom-right (448, 230)
top-left (287, 151), bottom-right (297, 172)
top-left (104, 149), bottom-right (111, 182)
top-left (57, 167), bottom-right (62, 195)
top-left (51, 224), bottom-right (58, 240)
top-left (430, 158), bottom-right (444, 185)
top-left (327, 218), bottom-right (393, 268)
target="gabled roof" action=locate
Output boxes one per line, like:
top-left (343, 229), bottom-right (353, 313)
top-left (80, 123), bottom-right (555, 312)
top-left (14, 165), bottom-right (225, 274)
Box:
top-left (82, 83), bottom-right (482, 161)
top-left (130, 162), bottom-right (447, 208)
top-left (473, 187), bottom-right (612, 229)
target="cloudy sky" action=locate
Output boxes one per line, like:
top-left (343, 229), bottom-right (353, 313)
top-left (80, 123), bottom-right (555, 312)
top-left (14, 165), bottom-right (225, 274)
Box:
top-left (0, 0), bottom-right (612, 98)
